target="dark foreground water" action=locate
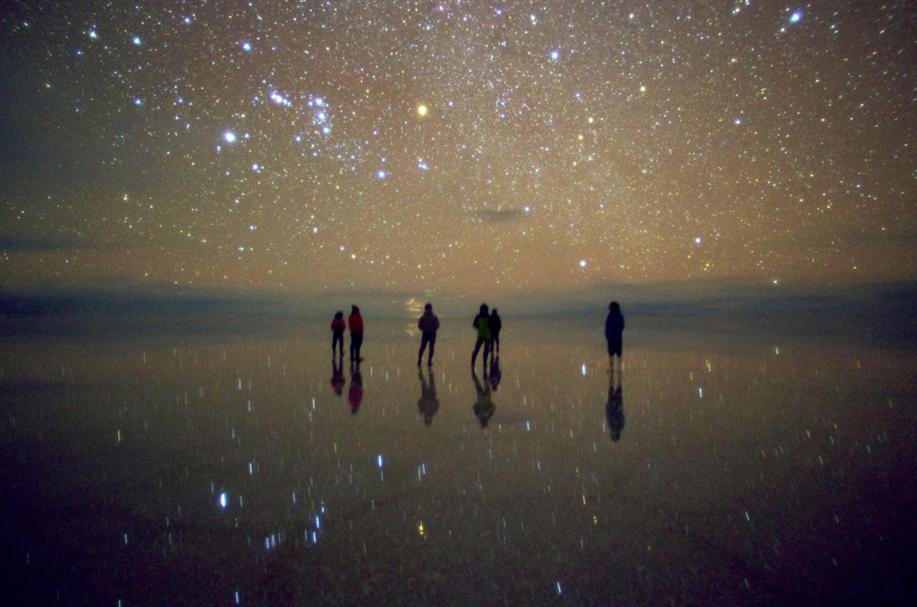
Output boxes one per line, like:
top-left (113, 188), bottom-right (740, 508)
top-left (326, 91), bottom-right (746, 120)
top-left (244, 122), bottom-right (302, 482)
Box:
top-left (1, 317), bottom-right (915, 606)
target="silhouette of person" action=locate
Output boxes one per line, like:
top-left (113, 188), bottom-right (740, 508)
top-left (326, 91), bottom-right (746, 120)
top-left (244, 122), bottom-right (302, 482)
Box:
top-left (489, 356), bottom-right (502, 392)
top-left (348, 305), bottom-right (364, 363)
top-left (348, 363), bottom-right (363, 414)
top-left (471, 303), bottom-right (492, 371)
top-left (490, 308), bottom-right (502, 354)
top-left (605, 375), bottom-right (624, 442)
top-left (330, 357), bottom-right (345, 396)
top-left (417, 302), bottom-right (440, 366)
top-left (605, 301), bottom-right (625, 375)
top-left (472, 371), bottom-right (496, 428)
top-left (330, 310), bottom-right (346, 358)
top-left (417, 368), bottom-right (440, 426)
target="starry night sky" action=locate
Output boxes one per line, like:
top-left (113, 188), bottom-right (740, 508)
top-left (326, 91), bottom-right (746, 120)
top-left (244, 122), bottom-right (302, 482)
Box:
top-left (0, 1), bottom-right (914, 296)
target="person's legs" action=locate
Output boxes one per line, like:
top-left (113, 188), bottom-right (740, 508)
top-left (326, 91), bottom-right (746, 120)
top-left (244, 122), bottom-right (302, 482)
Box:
top-left (493, 333), bottom-right (499, 354)
top-left (471, 338), bottom-right (483, 366)
top-left (483, 339), bottom-right (492, 368)
top-left (418, 333), bottom-right (429, 365)
top-left (354, 333), bottom-right (363, 361)
top-left (610, 339), bottom-right (623, 377)
top-left (333, 333), bottom-right (343, 357)
top-left (427, 333), bottom-right (436, 365)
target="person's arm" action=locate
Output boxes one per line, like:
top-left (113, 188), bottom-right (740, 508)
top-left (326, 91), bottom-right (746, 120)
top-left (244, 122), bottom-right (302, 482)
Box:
top-left (605, 315), bottom-right (612, 339)
top-left (435, 316), bottom-right (440, 331)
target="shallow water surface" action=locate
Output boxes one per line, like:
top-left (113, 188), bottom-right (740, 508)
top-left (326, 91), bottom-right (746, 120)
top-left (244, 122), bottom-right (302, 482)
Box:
top-left (1, 318), bottom-right (914, 605)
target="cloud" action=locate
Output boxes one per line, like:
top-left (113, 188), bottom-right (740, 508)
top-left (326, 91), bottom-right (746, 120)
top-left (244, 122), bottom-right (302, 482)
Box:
top-left (0, 234), bottom-right (85, 252)
top-left (474, 207), bottom-right (523, 223)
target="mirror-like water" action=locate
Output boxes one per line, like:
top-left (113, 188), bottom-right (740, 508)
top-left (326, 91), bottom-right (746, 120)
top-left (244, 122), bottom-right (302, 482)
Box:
top-left (1, 318), bottom-right (914, 605)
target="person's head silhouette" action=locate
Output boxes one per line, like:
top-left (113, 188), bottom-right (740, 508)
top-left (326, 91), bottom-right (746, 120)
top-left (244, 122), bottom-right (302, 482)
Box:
top-left (479, 303), bottom-right (489, 316)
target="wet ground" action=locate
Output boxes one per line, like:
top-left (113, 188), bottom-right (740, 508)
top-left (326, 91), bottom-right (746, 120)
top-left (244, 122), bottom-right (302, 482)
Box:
top-left (1, 317), bottom-right (915, 605)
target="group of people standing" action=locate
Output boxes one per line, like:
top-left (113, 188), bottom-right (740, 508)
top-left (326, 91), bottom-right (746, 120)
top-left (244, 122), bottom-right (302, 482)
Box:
top-left (330, 305), bottom-right (364, 363)
top-left (413, 302), bottom-right (502, 371)
top-left (328, 301), bottom-right (625, 438)
top-left (332, 301), bottom-right (624, 371)
top-left (470, 304), bottom-right (502, 372)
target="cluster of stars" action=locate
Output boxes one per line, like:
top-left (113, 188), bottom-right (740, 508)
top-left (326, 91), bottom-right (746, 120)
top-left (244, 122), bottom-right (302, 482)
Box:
top-left (0, 1), bottom-right (911, 292)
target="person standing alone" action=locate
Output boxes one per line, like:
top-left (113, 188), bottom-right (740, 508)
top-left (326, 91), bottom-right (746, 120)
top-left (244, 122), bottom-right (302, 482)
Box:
top-left (605, 301), bottom-right (625, 376)
top-left (348, 305), bottom-right (365, 363)
top-left (417, 303), bottom-right (440, 366)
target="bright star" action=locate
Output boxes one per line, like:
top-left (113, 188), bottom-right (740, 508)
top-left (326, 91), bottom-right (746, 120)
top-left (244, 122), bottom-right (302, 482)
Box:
top-left (549, 50), bottom-right (560, 61)
top-left (376, 169), bottom-right (388, 180)
top-left (789, 11), bottom-right (803, 24)
top-left (223, 131), bottom-right (237, 143)
top-left (241, 41), bottom-right (252, 52)
top-left (579, 259), bottom-right (587, 268)
top-left (132, 36), bottom-right (141, 46)
top-left (417, 104), bottom-right (428, 117)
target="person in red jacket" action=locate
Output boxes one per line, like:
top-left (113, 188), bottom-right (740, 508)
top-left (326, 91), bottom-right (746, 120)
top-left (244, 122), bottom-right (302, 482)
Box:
top-left (348, 305), bottom-right (365, 363)
top-left (330, 310), bottom-right (346, 358)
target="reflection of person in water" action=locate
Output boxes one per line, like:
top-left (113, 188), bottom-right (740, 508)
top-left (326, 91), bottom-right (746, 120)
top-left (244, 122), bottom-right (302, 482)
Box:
top-left (605, 375), bottom-right (624, 442)
top-left (472, 371), bottom-right (496, 428)
top-left (489, 356), bottom-right (502, 391)
top-left (417, 368), bottom-right (440, 426)
top-left (330, 357), bottom-right (345, 396)
top-left (348, 364), bottom-right (363, 414)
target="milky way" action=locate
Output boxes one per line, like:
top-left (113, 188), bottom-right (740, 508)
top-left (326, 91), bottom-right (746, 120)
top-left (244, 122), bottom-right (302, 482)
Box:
top-left (0, 1), bottom-right (913, 293)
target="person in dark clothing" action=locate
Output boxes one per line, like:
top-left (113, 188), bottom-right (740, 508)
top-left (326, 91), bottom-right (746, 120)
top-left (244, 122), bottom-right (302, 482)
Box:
top-left (471, 304), bottom-right (492, 371)
top-left (417, 368), bottom-right (440, 426)
top-left (417, 303), bottom-right (440, 366)
top-left (348, 305), bottom-right (364, 362)
top-left (489, 308), bottom-right (502, 354)
top-left (605, 301), bottom-right (625, 374)
top-left (330, 310), bottom-right (346, 358)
